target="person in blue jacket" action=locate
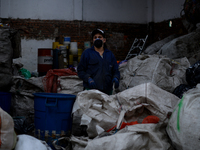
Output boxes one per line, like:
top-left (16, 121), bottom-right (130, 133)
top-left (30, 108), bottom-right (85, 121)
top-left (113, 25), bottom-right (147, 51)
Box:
top-left (77, 29), bottom-right (120, 95)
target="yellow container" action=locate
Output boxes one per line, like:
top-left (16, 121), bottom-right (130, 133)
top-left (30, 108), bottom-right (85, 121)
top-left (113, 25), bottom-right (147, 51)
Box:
top-left (69, 55), bottom-right (73, 63)
top-left (52, 42), bottom-right (59, 49)
top-left (78, 49), bottom-right (83, 55)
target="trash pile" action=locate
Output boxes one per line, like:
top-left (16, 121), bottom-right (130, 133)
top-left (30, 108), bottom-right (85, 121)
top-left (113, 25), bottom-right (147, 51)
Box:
top-left (144, 23), bottom-right (200, 65)
top-left (70, 83), bottom-right (179, 149)
top-left (1, 11), bottom-right (200, 150)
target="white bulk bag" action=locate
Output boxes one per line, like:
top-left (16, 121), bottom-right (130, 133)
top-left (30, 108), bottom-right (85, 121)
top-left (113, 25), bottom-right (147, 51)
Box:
top-left (14, 134), bottom-right (52, 150)
top-left (73, 82), bottom-right (180, 138)
top-left (57, 75), bottom-right (83, 95)
top-left (119, 55), bottom-right (190, 93)
top-left (166, 84), bottom-right (200, 150)
top-left (0, 107), bottom-right (17, 150)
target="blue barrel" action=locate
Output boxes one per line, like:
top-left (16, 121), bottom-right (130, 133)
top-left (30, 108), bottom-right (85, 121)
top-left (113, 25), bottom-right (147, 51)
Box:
top-left (0, 92), bottom-right (11, 114)
top-left (33, 93), bottom-right (76, 148)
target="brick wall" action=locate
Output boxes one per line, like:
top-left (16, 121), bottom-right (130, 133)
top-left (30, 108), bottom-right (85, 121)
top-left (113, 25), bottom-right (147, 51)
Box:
top-left (2, 18), bottom-right (187, 61)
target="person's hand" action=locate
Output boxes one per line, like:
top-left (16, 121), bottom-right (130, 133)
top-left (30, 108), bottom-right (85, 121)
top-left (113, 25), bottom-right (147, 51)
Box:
top-left (88, 77), bottom-right (97, 89)
top-left (112, 78), bottom-right (119, 89)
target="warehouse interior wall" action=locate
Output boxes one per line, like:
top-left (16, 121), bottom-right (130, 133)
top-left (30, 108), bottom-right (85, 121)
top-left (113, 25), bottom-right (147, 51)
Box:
top-left (0, 0), bottom-right (186, 73)
top-left (0, 0), bottom-right (184, 23)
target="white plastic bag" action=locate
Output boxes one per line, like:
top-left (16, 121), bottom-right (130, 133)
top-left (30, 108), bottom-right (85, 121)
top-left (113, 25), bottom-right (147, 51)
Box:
top-left (14, 134), bottom-right (52, 150)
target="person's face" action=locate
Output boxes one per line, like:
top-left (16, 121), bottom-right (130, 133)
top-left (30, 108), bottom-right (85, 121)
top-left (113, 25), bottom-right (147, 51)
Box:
top-left (93, 33), bottom-right (106, 44)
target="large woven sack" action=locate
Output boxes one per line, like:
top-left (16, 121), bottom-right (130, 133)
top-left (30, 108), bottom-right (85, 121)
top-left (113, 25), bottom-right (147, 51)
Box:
top-left (0, 107), bottom-right (17, 150)
top-left (144, 34), bottom-right (177, 55)
top-left (57, 75), bottom-right (83, 95)
top-left (119, 55), bottom-right (190, 93)
top-left (167, 84), bottom-right (200, 150)
top-left (73, 82), bottom-right (180, 138)
top-left (85, 124), bottom-right (171, 150)
top-left (158, 30), bottom-right (200, 65)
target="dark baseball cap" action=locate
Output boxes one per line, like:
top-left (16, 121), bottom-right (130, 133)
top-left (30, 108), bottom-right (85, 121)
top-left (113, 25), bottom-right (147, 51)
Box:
top-left (91, 29), bottom-right (105, 39)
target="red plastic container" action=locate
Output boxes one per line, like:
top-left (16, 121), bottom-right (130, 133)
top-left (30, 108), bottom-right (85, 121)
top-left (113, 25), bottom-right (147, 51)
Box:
top-left (38, 48), bottom-right (53, 76)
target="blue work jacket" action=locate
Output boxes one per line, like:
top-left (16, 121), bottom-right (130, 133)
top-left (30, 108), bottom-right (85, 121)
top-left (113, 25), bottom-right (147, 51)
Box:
top-left (77, 46), bottom-right (120, 92)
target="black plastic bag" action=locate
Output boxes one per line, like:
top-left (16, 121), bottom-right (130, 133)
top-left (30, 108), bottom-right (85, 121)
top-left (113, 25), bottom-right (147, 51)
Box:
top-left (13, 116), bottom-right (34, 135)
top-left (186, 60), bottom-right (200, 86)
top-left (173, 84), bottom-right (193, 99)
top-left (183, 0), bottom-right (200, 24)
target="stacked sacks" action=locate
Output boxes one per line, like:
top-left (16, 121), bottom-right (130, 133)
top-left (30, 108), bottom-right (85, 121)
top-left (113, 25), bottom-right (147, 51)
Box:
top-left (0, 29), bottom-right (13, 91)
top-left (71, 83), bottom-right (180, 149)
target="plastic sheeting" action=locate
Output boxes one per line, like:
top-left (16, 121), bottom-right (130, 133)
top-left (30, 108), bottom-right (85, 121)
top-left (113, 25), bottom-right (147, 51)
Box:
top-left (167, 84), bottom-right (200, 150)
top-left (119, 55), bottom-right (190, 93)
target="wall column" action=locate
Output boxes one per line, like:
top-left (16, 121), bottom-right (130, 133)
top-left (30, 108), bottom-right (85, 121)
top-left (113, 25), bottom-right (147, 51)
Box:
top-left (73, 0), bottom-right (83, 21)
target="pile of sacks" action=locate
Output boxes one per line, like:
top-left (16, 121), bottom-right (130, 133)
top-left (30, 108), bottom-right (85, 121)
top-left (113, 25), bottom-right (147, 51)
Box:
top-left (64, 53), bottom-right (200, 149)
top-left (68, 82), bottom-right (200, 150)
top-left (70, 82), bottom-right (179, 149)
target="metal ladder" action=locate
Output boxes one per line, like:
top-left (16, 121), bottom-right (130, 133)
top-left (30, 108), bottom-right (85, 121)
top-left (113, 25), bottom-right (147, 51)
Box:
top-left (125, 35), bottom-right (148, 60)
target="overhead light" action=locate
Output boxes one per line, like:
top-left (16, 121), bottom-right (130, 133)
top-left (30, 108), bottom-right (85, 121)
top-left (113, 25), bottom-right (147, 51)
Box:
top-left (169, 20), bottom-right (172, 27)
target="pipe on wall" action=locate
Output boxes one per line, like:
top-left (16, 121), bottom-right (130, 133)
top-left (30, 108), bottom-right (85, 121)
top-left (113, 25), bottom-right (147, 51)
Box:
top-left (147, 0), bottom-right (155, 23)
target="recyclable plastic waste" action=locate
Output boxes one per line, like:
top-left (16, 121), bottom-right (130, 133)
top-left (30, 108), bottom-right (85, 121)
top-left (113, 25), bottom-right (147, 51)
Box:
top-left (19, 68), bottom-right (31, 79)
top-left (13, 116), bottom-right (34, 134)
top-left (172, 84), bottom-right (193, 98)
top-left (186, 60), bottom-right (200, 86)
